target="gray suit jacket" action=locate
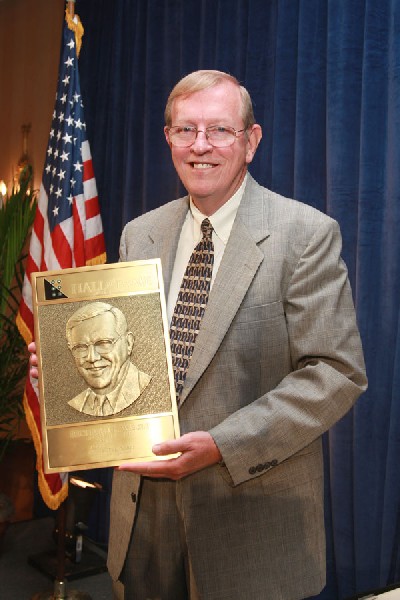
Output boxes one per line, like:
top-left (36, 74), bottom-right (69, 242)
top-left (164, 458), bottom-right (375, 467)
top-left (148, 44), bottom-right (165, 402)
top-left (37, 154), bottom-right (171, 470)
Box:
top-left (107, 175), bottom-right (367, 600)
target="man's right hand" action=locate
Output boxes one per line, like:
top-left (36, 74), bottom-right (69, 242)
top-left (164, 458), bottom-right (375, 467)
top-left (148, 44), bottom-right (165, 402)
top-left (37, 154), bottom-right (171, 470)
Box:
top-left (28, 341), bottom-right (38, 379)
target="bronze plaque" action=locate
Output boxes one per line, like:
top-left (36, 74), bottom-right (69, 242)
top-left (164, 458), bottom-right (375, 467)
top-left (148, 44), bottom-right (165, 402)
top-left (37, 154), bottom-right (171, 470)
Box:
top-left (31, 259), bottom-right (180, 473)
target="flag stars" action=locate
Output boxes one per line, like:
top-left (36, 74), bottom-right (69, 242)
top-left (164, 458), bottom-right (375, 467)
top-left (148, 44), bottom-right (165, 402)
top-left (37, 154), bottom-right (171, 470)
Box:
top-left (40, 30), bottom-right (97, 236)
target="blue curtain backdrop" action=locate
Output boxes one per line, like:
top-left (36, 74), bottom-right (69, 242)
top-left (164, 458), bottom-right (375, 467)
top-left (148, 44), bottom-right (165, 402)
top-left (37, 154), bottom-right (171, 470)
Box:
top-left (68, 1), bottom-right (400, 597)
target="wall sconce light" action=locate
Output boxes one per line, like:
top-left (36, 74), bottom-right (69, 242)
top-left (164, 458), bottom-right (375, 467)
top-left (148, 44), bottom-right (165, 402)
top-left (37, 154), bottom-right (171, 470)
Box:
top-left (0, 180), bottom-right (7, 208)
top-left (13, 123), bottom-right (33, 195)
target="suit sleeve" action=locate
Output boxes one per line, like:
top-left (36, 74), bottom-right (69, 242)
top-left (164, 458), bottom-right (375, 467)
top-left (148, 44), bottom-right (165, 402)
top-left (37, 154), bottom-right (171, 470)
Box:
top-left (119, 224), bottom-right (128, 261)
top-left (209, 218), bottom-right (367, 486)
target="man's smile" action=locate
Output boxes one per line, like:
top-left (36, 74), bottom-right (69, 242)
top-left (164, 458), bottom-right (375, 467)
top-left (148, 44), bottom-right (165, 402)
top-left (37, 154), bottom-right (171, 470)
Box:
top-left (191, 162), bottom-right (216, 169)
top-left (83, 364), bottom-right (110, 376)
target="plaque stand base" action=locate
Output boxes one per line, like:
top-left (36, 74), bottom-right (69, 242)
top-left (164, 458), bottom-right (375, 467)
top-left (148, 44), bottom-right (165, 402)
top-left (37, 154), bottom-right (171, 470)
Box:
top-left (29, 498), bottom-right (107, 600)
top-left (28, 540), bottom-right (107, 581)
top-left (29, 540), bottom-right (107, 600)
top-left (31, 579), bottom-right (92, 600)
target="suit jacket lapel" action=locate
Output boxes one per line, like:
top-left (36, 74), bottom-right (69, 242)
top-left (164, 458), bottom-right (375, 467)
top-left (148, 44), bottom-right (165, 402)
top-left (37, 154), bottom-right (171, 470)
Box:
top-left (180, 175), bottom-right (270, 404)
top-left (143, 198), bottom-right (189, 297)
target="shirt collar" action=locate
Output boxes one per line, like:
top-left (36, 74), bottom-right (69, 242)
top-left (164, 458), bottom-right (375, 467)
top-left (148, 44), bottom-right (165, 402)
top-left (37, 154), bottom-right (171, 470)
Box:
top-left (189, 173), bottom-right (248, 244)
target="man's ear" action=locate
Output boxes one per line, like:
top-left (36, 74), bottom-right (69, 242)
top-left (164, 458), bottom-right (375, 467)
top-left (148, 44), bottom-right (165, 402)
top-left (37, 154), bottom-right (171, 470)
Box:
top-left (164, 126), bottom-right (172, 147)
top-left (245, 124), bottom-right (262, 164)
top-left (126, 331), bottom-right (135, 355)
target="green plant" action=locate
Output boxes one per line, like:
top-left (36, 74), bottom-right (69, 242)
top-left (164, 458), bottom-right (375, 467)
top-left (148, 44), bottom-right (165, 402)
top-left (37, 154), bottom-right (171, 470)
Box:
top-left (0, 167), bottom-right (37, 461)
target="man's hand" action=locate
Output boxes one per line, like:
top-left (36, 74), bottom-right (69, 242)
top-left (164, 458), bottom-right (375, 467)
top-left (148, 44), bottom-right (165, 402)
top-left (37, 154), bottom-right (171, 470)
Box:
top-left (118, 431), bottom-right (222, 480)
top-left (28, 341), bottom-right (38, 378)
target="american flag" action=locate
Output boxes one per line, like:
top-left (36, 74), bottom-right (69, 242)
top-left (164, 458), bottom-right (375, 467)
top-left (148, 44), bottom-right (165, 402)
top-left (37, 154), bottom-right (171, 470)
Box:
top-left (17, 13), bottom-right (106, 510)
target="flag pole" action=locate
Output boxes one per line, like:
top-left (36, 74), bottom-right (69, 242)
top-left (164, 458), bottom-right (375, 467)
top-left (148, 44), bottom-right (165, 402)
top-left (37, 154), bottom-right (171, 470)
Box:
top-left (42, 11), bottom-right (79, 598)
top-left (54, 2), bottom-right (72, 593)
top-left (67, 0), bottom-right (76, 18)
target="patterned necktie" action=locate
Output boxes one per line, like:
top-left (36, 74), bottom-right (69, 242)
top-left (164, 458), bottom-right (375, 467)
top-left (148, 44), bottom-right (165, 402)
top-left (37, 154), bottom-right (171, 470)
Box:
top-left (170, 218), bottom-right (214, 402)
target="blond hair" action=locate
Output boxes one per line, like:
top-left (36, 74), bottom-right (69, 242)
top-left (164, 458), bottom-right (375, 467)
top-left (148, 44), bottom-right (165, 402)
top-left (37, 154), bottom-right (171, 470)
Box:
top-left (164, 70), bottom-right (255, 129)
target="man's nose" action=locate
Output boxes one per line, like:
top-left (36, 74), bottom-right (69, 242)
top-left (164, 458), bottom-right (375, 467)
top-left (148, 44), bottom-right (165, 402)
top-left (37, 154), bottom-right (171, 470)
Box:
top-left (86, 343), bottom-right (101, 361)
top-left (191, 130), bottom-right (213, 152)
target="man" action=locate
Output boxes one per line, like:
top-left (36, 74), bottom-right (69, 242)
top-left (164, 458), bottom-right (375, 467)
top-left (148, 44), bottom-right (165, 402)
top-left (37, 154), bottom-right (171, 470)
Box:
top-left (66, 302), bottom-right (151, 417)
top-left (31, 70), bottom-right (367, 599)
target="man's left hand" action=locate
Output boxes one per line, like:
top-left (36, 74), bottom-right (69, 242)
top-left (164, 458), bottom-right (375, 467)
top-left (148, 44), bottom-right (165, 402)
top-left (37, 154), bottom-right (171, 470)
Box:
top-left (117, 431), bottom-right (222, 480)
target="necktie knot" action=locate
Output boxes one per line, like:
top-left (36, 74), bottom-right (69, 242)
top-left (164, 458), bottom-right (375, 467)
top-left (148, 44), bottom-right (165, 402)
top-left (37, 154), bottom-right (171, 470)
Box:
top-left (201, 218), bottom-right (213, 241)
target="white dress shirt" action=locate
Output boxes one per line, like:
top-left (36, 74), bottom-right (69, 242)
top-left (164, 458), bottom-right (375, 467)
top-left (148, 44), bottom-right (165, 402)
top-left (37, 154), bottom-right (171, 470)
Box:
top-left (167, 173), bottom-right (247, 324)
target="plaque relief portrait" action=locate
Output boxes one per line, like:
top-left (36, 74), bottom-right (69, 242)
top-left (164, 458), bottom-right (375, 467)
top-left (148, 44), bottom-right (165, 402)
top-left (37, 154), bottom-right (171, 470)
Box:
top-left (66, 301), bottom-right (152, 417)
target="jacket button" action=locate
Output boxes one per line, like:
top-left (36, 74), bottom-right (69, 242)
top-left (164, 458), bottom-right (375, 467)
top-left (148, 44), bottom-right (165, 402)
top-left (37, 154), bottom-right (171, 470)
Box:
top-left (271, 459), bottom-right (278, 466)
top-left (131, 492), bottom-right (137, 503)
top-left (263, 462), bottom-right (271, 470)
top-left (249, 466), bottom-right (256, 475)
top-left (256, 464), bottom-right (264, 472)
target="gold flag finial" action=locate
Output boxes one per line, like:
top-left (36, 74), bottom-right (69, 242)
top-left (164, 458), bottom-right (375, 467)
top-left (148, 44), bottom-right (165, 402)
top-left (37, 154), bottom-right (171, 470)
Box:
top-left (65, 2), bottom-right (84, 58)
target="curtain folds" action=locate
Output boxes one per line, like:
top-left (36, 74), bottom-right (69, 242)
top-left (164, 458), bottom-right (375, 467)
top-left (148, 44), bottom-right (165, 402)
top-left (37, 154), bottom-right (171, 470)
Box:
top-left (75, 1), bottom-right (400, 597)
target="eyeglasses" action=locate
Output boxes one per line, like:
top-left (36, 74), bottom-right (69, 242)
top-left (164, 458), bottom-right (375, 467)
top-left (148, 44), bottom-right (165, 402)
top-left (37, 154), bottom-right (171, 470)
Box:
top-left (70, 335), bottom-right (122, 359)
top-left (167, 125), bottom-right (246, 148)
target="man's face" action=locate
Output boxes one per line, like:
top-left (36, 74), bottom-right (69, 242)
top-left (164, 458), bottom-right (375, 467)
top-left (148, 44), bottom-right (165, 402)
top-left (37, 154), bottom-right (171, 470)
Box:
top-left (165, 80), bottom-right (262, 215)
top-left (69, 312), bottom-right (133, 394)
